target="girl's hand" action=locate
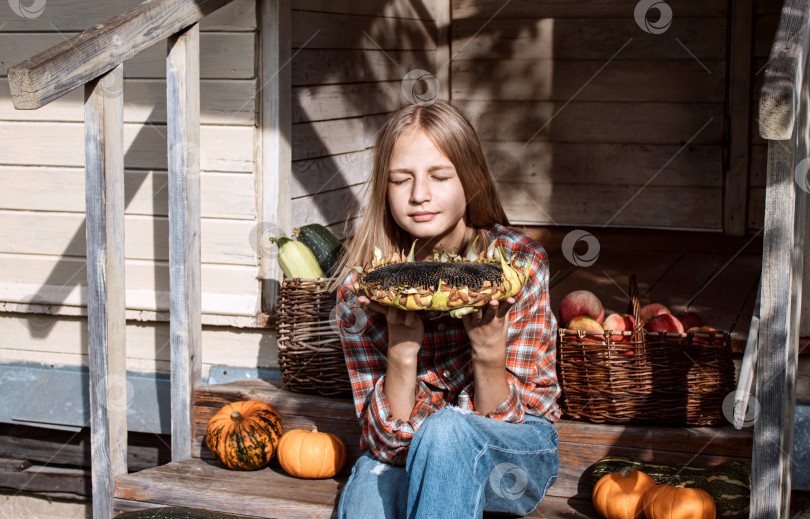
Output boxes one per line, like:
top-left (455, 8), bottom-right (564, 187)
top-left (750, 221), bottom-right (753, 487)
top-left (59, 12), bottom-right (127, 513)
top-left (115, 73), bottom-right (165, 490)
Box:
top-left (462, 297), bottom-right (516, 361)
top-left (357, 295), bottom-right (424, 361)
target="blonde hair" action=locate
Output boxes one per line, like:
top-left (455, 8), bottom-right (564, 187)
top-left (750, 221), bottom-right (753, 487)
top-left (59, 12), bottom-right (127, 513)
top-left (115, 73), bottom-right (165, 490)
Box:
top-left (328, 100), bottom-right (509, 291)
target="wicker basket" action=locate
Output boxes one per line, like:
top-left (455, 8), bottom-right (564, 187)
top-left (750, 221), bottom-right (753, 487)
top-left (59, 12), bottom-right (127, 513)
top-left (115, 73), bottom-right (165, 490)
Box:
top-left (556, 275), bottom-right (736, 426)
top-left (276, 277), bottom-right (352, 396)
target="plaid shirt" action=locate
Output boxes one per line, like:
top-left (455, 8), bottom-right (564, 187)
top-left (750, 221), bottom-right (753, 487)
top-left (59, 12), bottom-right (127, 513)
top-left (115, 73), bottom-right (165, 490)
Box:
top-left (336, 223), bottom-right (560, 465)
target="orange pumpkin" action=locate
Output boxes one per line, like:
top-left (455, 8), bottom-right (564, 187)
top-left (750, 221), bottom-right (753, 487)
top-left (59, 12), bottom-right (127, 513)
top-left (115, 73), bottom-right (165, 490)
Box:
top-left (205, 400), bottom-right (283, 471)
top-left (277, 426), bottom-right (348, 479)
top-left (643, 484), bottom-right (716, 519)
top-left (593, 468), bottom-right (657, 519)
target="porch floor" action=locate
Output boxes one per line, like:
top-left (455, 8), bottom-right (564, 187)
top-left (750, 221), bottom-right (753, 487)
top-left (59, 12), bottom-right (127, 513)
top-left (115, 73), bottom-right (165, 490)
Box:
top-left (113, 457), bottom-right (598, 518)
top-left (114, 379), bottom-right (754, 518)
top-left (113, 457), bottom-right (810, 518)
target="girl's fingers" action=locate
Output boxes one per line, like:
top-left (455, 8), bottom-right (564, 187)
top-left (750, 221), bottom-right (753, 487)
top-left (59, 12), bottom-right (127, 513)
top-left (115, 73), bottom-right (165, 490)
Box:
top-left (358, 297), bottom-right (389, 315)
top-left (496, 297), bottom-right (516, 319)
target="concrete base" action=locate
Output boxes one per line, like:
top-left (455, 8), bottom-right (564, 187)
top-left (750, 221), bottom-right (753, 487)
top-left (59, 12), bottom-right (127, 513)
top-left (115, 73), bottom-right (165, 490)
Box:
top-left (0, 491), bottom-right (90, 519)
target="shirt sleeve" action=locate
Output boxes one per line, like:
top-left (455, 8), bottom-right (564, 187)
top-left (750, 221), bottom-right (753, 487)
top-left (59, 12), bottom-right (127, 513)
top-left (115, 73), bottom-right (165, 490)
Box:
top-left (462, 235), bottom-right (561, 423)
top-left (335, 273), bottom-right (437, 465)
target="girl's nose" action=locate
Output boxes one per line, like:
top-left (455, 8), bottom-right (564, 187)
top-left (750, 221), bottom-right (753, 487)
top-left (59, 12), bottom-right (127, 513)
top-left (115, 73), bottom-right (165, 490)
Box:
top-left (410, 176), bottom-right (430, 204)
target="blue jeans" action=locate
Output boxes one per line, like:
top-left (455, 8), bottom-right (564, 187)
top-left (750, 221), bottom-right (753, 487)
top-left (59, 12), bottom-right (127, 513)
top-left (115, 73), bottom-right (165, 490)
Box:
top-left (337, 407), bottom-right (559, 519)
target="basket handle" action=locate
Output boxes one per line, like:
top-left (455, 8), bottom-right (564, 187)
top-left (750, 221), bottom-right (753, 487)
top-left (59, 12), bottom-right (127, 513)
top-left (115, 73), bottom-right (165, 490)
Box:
top-left (627, 275), bottom-right (644, 341)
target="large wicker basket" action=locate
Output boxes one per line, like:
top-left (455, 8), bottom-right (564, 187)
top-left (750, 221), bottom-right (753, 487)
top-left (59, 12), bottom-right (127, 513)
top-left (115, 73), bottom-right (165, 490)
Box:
top-left (556, 275), bottom-right (736, 426)
top-left (276, 277), bottom-right (352, 396)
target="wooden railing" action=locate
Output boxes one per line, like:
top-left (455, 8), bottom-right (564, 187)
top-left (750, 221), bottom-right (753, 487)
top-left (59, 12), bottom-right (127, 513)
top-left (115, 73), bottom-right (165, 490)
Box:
top-left (756, 0), bottom-right (810, 517)
top-left (8, 0), bottom-right (237, 517)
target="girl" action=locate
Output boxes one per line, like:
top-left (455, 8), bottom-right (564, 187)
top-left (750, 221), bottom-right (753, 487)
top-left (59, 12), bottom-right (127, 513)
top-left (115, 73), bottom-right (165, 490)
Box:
top-left (331, 100), bottom-right (560, 518)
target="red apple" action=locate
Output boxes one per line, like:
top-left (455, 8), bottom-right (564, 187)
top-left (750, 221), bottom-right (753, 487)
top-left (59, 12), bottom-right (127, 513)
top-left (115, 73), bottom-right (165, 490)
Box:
top-left (644, 314), bottom-right (684, 334)
top-left (567, 315), bottom-right (604, 332)
top-left (603, 313), bottom-right (636, 343)
top-left (558, 290), bottom-right (605, 326)
top-left (687, 326), bottom-right (719, 345)
top-left (566, 315), bottom-right (605, 342)
top-left (640, 303), bottom-right (670, 323)
top-left (676, 312), bottom-right (703, 330)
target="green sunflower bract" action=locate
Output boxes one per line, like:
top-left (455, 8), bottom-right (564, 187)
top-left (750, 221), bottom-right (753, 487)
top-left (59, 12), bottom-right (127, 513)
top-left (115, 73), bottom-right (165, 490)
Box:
top-left (352, 238), bottom-right (529, 318)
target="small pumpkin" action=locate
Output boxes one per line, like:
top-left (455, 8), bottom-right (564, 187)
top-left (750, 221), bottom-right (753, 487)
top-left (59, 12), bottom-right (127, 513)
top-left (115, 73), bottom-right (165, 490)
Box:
top-left (277, 426), bottom-right (348, 479)
top-left (643, 484), bottom-right (716, 519)
top-left (205, 400), bottom-right (283, 471)
top-left (593, 467), bottom-right (657, 519)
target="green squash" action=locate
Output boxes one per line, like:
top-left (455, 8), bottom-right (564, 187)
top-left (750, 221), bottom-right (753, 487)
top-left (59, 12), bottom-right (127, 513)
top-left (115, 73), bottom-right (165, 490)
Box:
top-left (293, 223), bottom-right (343, 277)
top-left (591, 456), bottom-right (751, 518)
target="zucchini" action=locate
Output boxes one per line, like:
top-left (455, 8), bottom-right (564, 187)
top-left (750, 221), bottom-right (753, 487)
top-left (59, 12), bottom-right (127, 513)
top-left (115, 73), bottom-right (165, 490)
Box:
top-left (293, 224), bottom-right (343, 277)
top-left (270, 237), bottom-right (326, 279)
top-left (591, 456), bottom-right (750, 518)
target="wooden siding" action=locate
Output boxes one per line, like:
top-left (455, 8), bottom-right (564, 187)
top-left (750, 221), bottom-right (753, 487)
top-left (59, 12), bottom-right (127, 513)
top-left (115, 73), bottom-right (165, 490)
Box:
top-left (0, 314), bottom-right (278, 378)
top-left (450, 1), bottom-right (727, 229)
top-left (0, 0), bottom-right (262, 325)
top-left (289, 0), bottom-right (438, 239)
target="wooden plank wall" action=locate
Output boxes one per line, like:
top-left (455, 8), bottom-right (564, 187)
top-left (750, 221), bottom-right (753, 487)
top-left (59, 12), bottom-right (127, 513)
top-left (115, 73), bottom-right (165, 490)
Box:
top-left (0, 0), bottom-right (262, 322)
top-left (288, 0), bottom-right (438, 239)
top-left (450, 0), bottom-right (728, 229)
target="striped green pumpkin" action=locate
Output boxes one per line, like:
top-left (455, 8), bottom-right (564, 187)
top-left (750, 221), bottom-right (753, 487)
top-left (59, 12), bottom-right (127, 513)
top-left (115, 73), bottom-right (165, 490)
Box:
top-left (591, 456), bottom-right (750, 518)
top-left (205, 400), bottom-right (284, 471)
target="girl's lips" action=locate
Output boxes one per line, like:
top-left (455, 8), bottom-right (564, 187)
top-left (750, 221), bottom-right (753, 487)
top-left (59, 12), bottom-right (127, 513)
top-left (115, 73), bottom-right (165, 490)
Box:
top-left (411, 212), bottom-right (436, 222)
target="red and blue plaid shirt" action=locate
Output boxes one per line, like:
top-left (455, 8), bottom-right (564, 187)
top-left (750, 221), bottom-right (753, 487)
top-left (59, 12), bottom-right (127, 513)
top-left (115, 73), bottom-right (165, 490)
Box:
top-left (336, 223), bottom-right (560, 465)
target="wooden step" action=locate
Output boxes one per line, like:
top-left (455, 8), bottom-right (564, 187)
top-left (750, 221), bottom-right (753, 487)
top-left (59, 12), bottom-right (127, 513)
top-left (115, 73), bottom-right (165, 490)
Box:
top-left (113, 457), bottom-right (599, 518)
top-left (113, 379), bottom-right (753, 517)
top-left (191, 380), bottom-right (753, 497)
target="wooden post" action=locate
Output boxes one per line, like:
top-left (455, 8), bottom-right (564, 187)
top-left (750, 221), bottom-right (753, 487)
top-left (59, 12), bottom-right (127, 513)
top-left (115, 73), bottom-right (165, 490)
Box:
top-left (167, 23), bottom-right (202, 461)
top-left (84, 63), bottom-right (127, 519)
top-left (259, 0), bottom-right (291, 314)
top-left (724, 0), bottom-right (753, 236)
top-left (752, 69), bottom-right (807, 519)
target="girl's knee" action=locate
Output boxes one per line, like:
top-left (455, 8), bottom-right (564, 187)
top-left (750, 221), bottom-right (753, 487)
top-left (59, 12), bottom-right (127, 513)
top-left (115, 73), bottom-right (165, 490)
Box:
top-left (414, 407), bottom-right (472, 441)
top-left (338, 453), bottom-right (408, 519)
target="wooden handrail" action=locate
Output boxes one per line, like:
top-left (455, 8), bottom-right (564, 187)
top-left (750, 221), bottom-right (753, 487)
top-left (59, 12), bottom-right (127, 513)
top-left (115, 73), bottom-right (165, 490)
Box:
top-left (6, 1), bottom-right (239, 516)
top-left (7, 0), bottom-right (235, 110)
top-left (753, 1), bottom-right (810, 517)
top-left (758, 0), bottom-right (810, 140)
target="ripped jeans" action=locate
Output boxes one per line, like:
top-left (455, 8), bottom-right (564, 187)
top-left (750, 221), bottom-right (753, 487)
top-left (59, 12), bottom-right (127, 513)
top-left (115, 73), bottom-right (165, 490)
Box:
top-left (336, 407), bottom-right (559, 519)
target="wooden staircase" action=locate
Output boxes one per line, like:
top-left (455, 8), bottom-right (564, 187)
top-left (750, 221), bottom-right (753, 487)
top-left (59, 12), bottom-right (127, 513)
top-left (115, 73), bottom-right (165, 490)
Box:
top-left (111, 379), bottom-right (753, 518)
top-left (7, 0), bottom-right (806, 516)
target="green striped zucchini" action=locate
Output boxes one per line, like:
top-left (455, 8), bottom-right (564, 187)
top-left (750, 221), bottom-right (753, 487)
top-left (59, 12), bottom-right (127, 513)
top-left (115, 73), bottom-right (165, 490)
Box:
top-left (270, 236), bottom-right (326, 279)
top-left (293, 224), bottom-right (343, 277)
top-left (591, 456), bottom-right (750, 518)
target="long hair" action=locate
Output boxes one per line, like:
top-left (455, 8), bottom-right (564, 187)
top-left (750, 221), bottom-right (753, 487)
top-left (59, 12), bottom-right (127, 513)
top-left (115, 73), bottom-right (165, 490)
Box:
top-left (327, 100), bottom-right (509, 291)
